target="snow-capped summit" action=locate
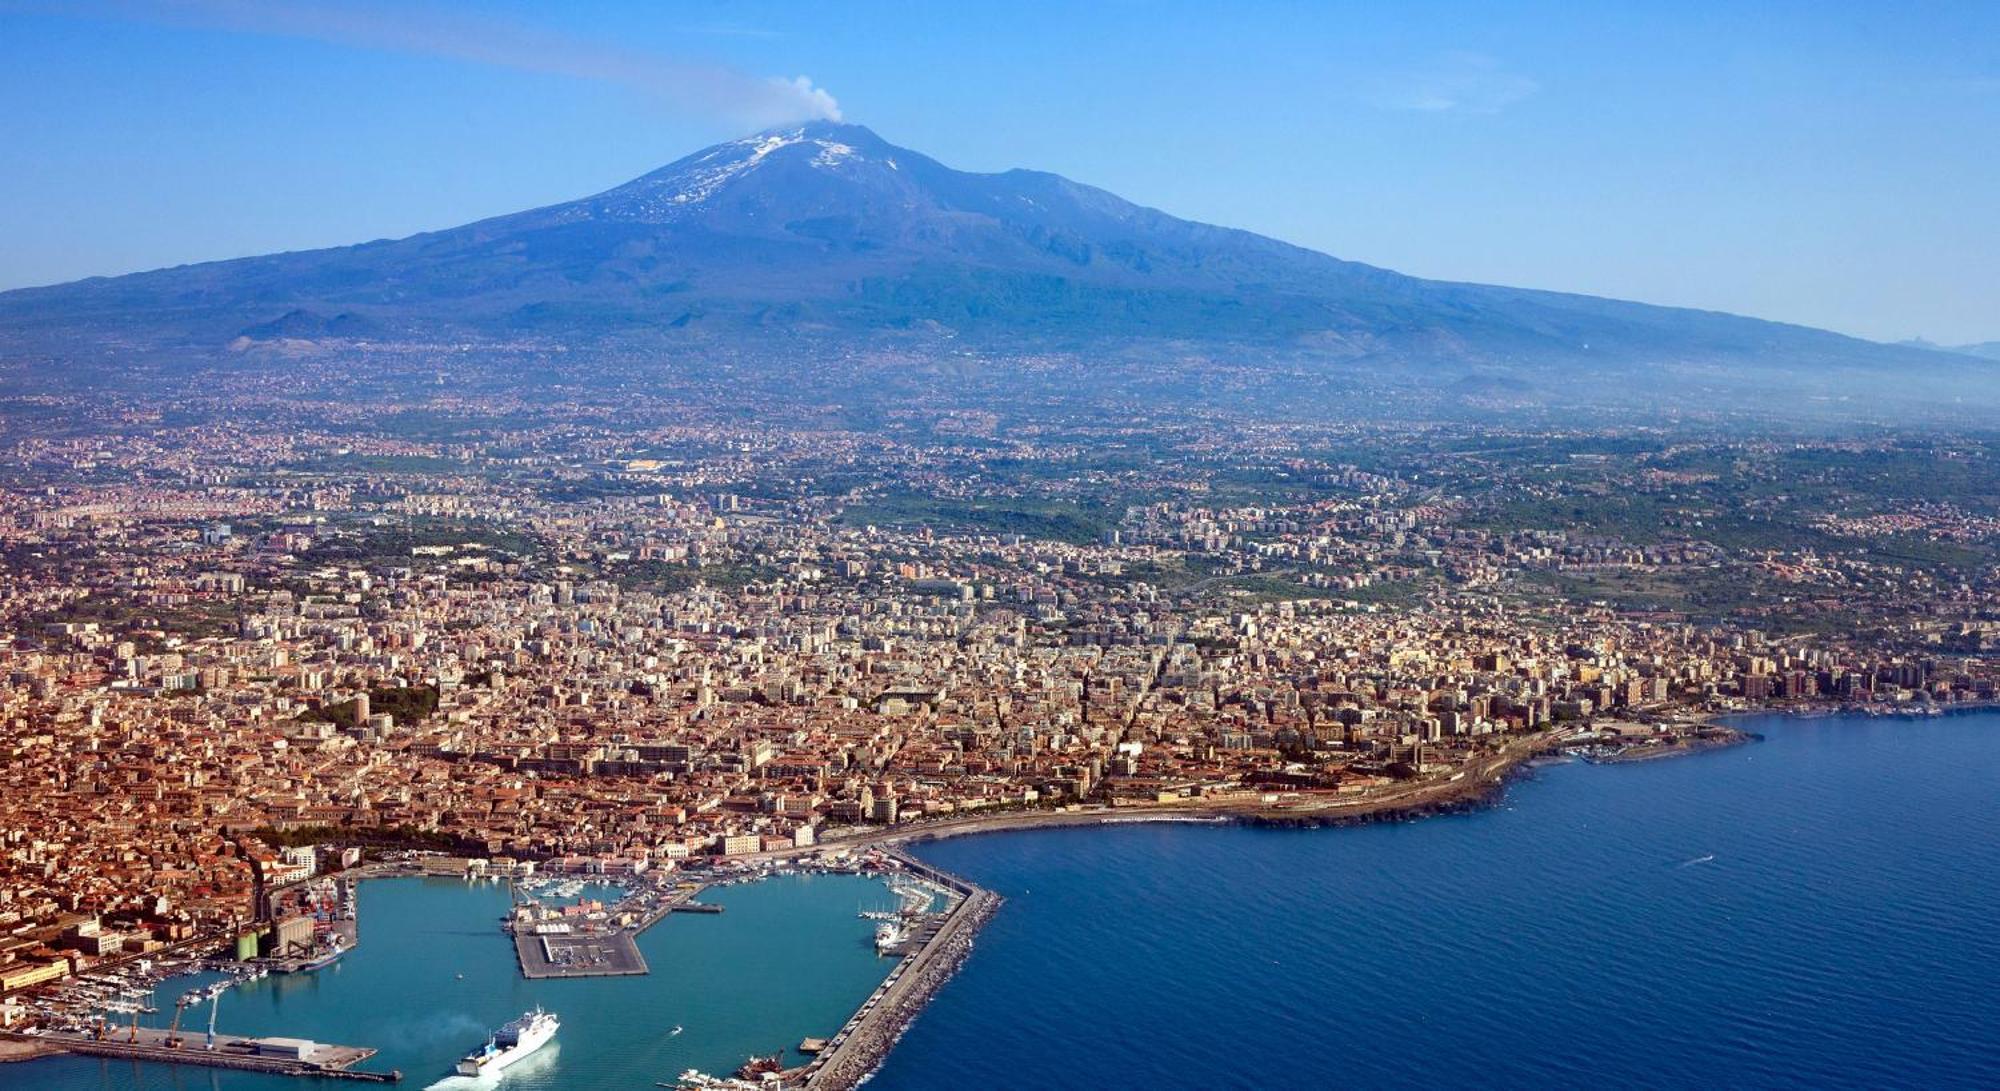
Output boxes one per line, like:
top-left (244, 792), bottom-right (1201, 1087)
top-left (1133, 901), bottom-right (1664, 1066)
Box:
top-left (572, 122), bottom-right (908, 224)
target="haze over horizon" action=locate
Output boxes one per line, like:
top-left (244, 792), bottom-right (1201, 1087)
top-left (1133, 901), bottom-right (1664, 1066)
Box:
top-left (3, 1), bottom-right (1995, 345)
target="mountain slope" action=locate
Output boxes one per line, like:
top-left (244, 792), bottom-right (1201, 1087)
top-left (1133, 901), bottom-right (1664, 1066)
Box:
top-left (0, 121), bottom-right (1984, 411)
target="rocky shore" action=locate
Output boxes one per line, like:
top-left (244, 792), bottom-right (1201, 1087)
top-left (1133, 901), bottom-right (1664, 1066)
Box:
top-left (1723, 698), bottom-right (2000, 720)
top-left (1580, 726), bottom-right (1760, 764)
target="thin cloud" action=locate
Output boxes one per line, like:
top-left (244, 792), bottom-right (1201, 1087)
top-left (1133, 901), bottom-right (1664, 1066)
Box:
top-left (1365, 51), bottom-right (1538, 114)
top-left (676, 23), bottom-right (787, 41)
top-left (64, 0), bottom-right (840, 125)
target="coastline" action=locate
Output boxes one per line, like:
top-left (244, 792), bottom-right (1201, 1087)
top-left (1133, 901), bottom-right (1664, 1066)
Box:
top-left (1574, 725), bottom-right (1760, 765)
top-left (780, 720), bottom-right (1760, 1089)
top-left (832, 723), bottom-right (1759, 849)
top-left (1, 719), bottom-right (1765, 1090)
top-left (1714, 697), bottom-right (2000, 722)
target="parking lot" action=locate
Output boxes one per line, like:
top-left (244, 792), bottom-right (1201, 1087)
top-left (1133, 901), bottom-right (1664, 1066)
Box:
top-left (514, 931), bottom-right (649, 979)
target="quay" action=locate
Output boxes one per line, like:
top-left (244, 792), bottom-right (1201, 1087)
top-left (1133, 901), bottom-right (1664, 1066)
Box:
top-left (4, 1027), bottom-right (400, 1082)
top-left (510, 876), bottom-right (716, 979)
top-left (513, 930), bottom-right (649, 980)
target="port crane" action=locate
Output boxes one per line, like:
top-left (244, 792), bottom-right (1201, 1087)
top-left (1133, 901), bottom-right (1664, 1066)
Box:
top-left (100, 998), bottom-right (144, 1043)
top-left (165, 992), bottom-right (192, 1048)
top-left (148, 978), bottom-right (232, 1050)
top-left (197, 980), bottom-right (228, 1049)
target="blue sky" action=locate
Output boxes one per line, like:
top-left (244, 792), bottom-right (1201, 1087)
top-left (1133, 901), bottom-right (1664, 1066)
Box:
top-left (2, 1), bottom-right (1995, 343)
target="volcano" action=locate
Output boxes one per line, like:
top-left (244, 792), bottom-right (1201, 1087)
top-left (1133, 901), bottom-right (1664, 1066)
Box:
top-left (0, 121), bottom-right (1983, 413)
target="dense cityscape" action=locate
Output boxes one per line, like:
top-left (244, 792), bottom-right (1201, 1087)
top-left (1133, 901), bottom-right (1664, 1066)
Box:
top-left (5, 394), bottom-right (1997, 1006)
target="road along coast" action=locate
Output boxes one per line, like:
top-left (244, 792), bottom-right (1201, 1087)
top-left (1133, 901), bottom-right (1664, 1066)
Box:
top-left (808, 722), bottom-right (1757, 847)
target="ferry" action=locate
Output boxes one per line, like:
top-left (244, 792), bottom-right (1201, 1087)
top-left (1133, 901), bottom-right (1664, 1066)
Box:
top-left (456, 1007), bottom-right (560, 1077)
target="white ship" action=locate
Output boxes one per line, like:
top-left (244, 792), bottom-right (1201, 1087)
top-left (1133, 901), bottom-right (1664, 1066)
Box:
top-left (456, 1007), bottom-right (559, 1077)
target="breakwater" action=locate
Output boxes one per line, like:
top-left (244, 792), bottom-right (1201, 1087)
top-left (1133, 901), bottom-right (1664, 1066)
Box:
top-left (803, 859), bottom-right (999, 1091)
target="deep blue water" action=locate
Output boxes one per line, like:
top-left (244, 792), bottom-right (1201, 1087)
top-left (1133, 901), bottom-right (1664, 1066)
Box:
top-left (874, 712), bottom-right (2000, 1090)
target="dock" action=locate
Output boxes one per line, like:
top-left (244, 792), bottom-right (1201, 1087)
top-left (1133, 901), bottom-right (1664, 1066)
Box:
top-left (513, 930), bottom-right (649, 980)
top-left (508, 877), bottom-right (718, 979)
top-left (6, 1027), bottom-right (400, 1082)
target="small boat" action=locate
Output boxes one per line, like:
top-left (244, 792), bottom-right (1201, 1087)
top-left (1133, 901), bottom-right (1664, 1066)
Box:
top-left (669, 1024), bottom-right (683, 1036)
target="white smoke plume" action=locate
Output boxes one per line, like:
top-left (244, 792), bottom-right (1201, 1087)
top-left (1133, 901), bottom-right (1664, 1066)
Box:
top-left (67, 0), bottom-right (842, 125)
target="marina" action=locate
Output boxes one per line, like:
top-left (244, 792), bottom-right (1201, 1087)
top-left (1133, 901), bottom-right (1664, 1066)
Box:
top-left (499, 851), bottom-right (976, 1000)
top-left (800, 874), bottom-right (997, 1091)
top-left (662, 849), bottom-right (988, 1091)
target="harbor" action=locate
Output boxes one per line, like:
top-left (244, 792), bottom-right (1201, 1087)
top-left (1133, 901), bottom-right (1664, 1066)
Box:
top-left (3, 852), bottom-right (996, 1090)
top-left (498, 848), bottom-right (1006, 1088)
top-left (493, 849), bottom-right (1004, 1088)
top-left (658, 848), bottom-right (994, 1091)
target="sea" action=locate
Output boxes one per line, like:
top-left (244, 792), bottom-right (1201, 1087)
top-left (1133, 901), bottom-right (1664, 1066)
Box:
top-left (7, 711), bottom-right (1999, 1090)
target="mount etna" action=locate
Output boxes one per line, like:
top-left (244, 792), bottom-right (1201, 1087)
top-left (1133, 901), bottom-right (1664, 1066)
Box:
top-left (0, 121), bottom-right (1984, 419)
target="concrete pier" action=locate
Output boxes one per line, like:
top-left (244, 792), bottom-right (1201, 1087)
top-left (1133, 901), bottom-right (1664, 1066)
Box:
top-left (5, 1027), bottom-right (399, 1082)
top-left (513, 930), bottom-right (649, 979)
top-left (508, 877), bottom-right (713, 979)
top-left (508, 867), bottom-right (736, 975)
